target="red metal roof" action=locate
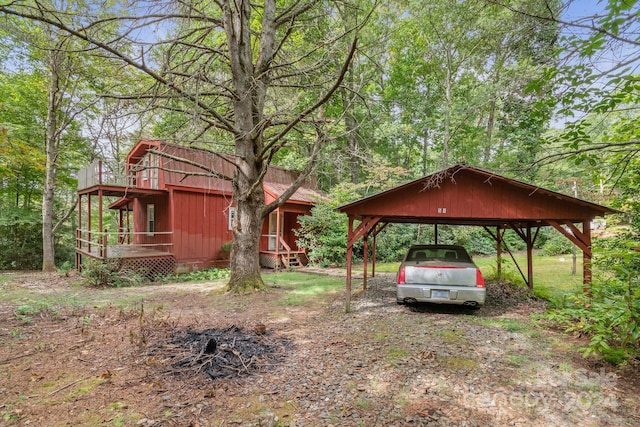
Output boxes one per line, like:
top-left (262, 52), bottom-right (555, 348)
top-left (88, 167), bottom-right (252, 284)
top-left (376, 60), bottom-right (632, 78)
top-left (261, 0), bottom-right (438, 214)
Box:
top-left (264, 182), bottom-right (324, 204)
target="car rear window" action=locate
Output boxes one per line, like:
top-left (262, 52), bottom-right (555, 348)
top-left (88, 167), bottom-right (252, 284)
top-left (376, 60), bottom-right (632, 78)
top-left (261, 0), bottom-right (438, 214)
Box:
top-left (408, 248), bottom-right (471, 262)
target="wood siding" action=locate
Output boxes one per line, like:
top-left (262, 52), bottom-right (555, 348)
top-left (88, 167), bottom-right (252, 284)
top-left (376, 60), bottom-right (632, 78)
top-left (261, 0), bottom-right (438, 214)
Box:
top-left (133, 195), bottom-right (171, 247)
top-left (171, 189), bottom-right (233, 265)
top-left (341, 169), bottom-right (605, 223)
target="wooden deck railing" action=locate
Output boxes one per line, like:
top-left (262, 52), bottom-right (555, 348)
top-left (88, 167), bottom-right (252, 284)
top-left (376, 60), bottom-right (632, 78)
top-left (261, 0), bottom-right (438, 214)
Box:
top-left (76, 228), bottom-right (173, 259)
top-left (77, 160), bottom-right (136, 190)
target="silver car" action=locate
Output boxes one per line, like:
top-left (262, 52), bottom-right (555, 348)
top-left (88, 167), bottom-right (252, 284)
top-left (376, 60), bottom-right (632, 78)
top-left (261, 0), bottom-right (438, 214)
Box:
top-left (396, 244), bottom-right (486, 308)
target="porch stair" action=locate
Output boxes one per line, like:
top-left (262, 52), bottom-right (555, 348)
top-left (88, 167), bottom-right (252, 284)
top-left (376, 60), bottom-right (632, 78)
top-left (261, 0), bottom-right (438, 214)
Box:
top-left (280, 253), bottom-right (302, 268)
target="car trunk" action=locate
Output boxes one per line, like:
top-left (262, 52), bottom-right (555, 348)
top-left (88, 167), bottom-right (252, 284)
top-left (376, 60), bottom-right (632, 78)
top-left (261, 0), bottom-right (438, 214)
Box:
top-left (404, 262), bottom-right (478, 287)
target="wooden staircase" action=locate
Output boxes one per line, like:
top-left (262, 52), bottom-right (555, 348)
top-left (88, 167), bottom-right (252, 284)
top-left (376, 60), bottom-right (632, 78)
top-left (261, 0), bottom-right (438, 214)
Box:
top-left (280, 252), bottom-right (302, 268)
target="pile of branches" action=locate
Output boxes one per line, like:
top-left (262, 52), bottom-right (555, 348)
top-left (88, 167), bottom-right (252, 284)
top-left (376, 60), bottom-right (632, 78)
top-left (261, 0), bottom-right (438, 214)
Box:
top-left (151, 325), bottom-right (292, 380)
top-left (485, 280), bottom-right (544, 308)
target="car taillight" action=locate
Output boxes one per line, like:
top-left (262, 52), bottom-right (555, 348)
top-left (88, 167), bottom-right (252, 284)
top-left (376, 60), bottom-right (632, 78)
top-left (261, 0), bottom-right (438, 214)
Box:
top-left (476, 268), bottom-right (485, 288)
top-left (397, 266), bottom-right (406, 284)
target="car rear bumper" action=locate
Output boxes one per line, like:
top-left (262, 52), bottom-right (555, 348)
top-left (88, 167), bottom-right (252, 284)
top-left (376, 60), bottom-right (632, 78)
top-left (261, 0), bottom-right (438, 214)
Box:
top-left (397, 284), bottom-right (486, 306)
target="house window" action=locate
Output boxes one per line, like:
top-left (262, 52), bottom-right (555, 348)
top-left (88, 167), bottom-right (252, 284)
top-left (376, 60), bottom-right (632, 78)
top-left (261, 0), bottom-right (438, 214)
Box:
top-left (149, 153), bottom-right (159, 189)
top-left (228, 207), bottom-right (235, 231)
top-left (142, 156), bottom-right (149, 181)
top-left (267, 211), bottom-right (284, 251)
top-left (147, 204), bottom-right (155, 236)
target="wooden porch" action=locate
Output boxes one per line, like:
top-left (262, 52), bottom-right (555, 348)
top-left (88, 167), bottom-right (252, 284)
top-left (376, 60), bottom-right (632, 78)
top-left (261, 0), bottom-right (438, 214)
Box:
top-left (75, 228), bottom-right (175, 277)
top-left (259, 250), bottom-right (309, 269)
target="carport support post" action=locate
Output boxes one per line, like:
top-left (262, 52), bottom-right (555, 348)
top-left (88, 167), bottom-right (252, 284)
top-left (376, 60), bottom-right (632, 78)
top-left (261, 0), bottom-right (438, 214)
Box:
top-left (98, 188), bottom-right (104, 257)
top-left (372, 231), bottom-right (377, 278)
top-left (363, 233), bottom-right (368, 290)
top-left (583, 219), bottom-right (592, 293)
top-left (496, 226), bottom-right (502, 279)
top-left (346, 216), bottom-right (354, 313)
top-left (526, 226), bottom-right (534, 290)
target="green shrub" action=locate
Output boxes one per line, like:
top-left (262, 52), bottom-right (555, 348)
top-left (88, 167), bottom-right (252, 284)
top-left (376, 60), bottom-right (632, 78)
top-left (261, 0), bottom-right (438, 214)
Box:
top-left (540, 233), bottom-right (574, 256)
top-left (81, 259), bottom-right (147, 287)
top-left (374, 224), bottom-right (419, 262)
top-left (482, 260), bottom-right (526, 287)
top-left (58, 261), bottom-right (72, 277)
top-left (166, 267), bottom-right (230, 282)
top-left (453, 226), bottom-right (496, 255)
top-left (0, 206), bottom-right (42, 270)
top-left (14, 299), bottom-right (59, 323)
top-left (296, 201), bottom-right (351, 266)
top-left (542, 234), bottom-right (640, 364)
top-left (221, 241), bottom-right (232, 253)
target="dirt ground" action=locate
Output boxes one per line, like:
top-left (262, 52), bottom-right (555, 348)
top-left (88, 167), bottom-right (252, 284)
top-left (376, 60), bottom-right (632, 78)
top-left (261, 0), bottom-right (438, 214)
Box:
top-left (0, 270), bottom-right (639, 427)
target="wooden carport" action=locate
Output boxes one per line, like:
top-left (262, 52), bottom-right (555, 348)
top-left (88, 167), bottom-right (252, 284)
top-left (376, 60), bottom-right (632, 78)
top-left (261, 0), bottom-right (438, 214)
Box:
top-left (337, 164), bottom-right (618, 312)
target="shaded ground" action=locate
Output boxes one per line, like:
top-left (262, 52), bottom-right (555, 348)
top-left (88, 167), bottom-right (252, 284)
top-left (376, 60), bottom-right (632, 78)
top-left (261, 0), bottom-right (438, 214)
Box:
top-left (0, 270), bottom-right (638, 426)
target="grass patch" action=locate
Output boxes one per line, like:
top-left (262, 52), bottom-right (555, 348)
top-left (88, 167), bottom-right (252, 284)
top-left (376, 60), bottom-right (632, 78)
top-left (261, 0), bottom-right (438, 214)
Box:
top-left (351, 252), bottom-right (583, 301)
top-left (508, 354), bottom-right (530, 366)
top-left (440, 355), bottom-right (478, 372)
top-left (387, 348), bottom-right (410, 365)
top-left (164, 267), bottom-right (230, 282)
top-left (492, 318), bottom-right (529, 333)
top-left (264, 272), bottom-right (344, 306)
top-left (67, 377), bottom-right (104, 399)
top-left (474, 252), bottom-right (583, 299)
top-left (435, 328), bottom-right (465, 341)
top-left (353, 262), bottom-right (400, 274)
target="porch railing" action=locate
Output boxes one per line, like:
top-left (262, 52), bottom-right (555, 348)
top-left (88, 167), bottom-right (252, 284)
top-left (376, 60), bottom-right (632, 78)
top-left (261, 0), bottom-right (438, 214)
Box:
top-left (76, 228), bottom-right (173, 259)
top-left (77, 160), bottom-right (136, 190)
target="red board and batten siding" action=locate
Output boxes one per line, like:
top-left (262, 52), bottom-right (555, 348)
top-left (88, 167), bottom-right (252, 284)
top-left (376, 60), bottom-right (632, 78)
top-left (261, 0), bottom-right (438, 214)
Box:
top-left (171, 189), bottom-right (233, 267)
top-left (133, 195), bottom-right (171, 246)
top-left (341, 169), bottom-right (598, 222)
top-left (284, 212), bottom-right (304, 251)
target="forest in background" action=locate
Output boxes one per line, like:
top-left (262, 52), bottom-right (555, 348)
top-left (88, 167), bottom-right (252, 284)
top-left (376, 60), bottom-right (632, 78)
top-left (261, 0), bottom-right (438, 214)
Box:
top-left (0, 0), bottom-right (639, 359)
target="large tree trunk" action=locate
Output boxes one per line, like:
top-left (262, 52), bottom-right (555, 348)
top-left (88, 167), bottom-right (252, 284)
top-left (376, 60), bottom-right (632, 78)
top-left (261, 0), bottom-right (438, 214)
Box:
top-left (223, 0), bottom-right (272, 292)
top-left (228, 172), bottom-right (266, 292)
top-left (227, 134), bottom-right (268, 292)
top-left (42, 48), bottom-right (61, 272)
top-left (342, 64), bottom-right (359, 184)
top-left (443, 50), bottom-right (452, 168)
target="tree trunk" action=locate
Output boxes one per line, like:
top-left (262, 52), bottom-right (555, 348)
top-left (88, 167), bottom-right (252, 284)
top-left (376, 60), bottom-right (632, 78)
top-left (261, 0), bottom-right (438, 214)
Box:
top-left (228, 169), bottom-right (267, 292)
top-left (223, 0), bottom-right (272, 293)
top-left (484, 48), bottom-right (502, 163)
top-left (443, 50), bottom-right (452, 168)
top-left (422, 131), bottom-right (429, 176)
top-left (42, 48), bottom-right (61, 272)
top-left (345, 109), bottom-right (359, 184)
top-left (342, 65), bottom-right (359, 184)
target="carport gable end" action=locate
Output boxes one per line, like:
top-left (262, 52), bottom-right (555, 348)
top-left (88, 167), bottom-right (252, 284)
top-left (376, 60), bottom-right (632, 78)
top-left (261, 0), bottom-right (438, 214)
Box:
top-left (337, 163), bottom-right (619, 313)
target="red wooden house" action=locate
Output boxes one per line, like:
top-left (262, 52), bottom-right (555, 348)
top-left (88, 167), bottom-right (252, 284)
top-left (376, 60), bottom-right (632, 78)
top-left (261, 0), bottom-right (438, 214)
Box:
top-left (75, 140), bottom-right (321, 276)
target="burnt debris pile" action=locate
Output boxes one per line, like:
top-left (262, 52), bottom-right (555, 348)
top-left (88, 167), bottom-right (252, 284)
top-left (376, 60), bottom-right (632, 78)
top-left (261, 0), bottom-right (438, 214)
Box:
top-left (155, 325), bottom-right (291, 380)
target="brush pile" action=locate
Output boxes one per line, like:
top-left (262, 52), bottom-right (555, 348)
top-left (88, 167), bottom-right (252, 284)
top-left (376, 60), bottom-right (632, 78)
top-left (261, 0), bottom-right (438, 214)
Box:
top-left (149, 324), bottom-right (291, 380)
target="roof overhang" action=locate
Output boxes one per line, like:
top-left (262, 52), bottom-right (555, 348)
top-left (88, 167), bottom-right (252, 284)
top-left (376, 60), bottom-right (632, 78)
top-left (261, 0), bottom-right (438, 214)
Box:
top-left (78, 184), bottom-right (168, 198)
top-left (109, 197), bottom-right (133, 210)
top-left (337, 164), bottom-right (619, 227)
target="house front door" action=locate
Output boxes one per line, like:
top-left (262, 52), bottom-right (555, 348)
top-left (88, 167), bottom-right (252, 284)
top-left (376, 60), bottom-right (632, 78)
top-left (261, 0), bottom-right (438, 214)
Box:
top-left (268, 211), bottom-right (284, 251)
